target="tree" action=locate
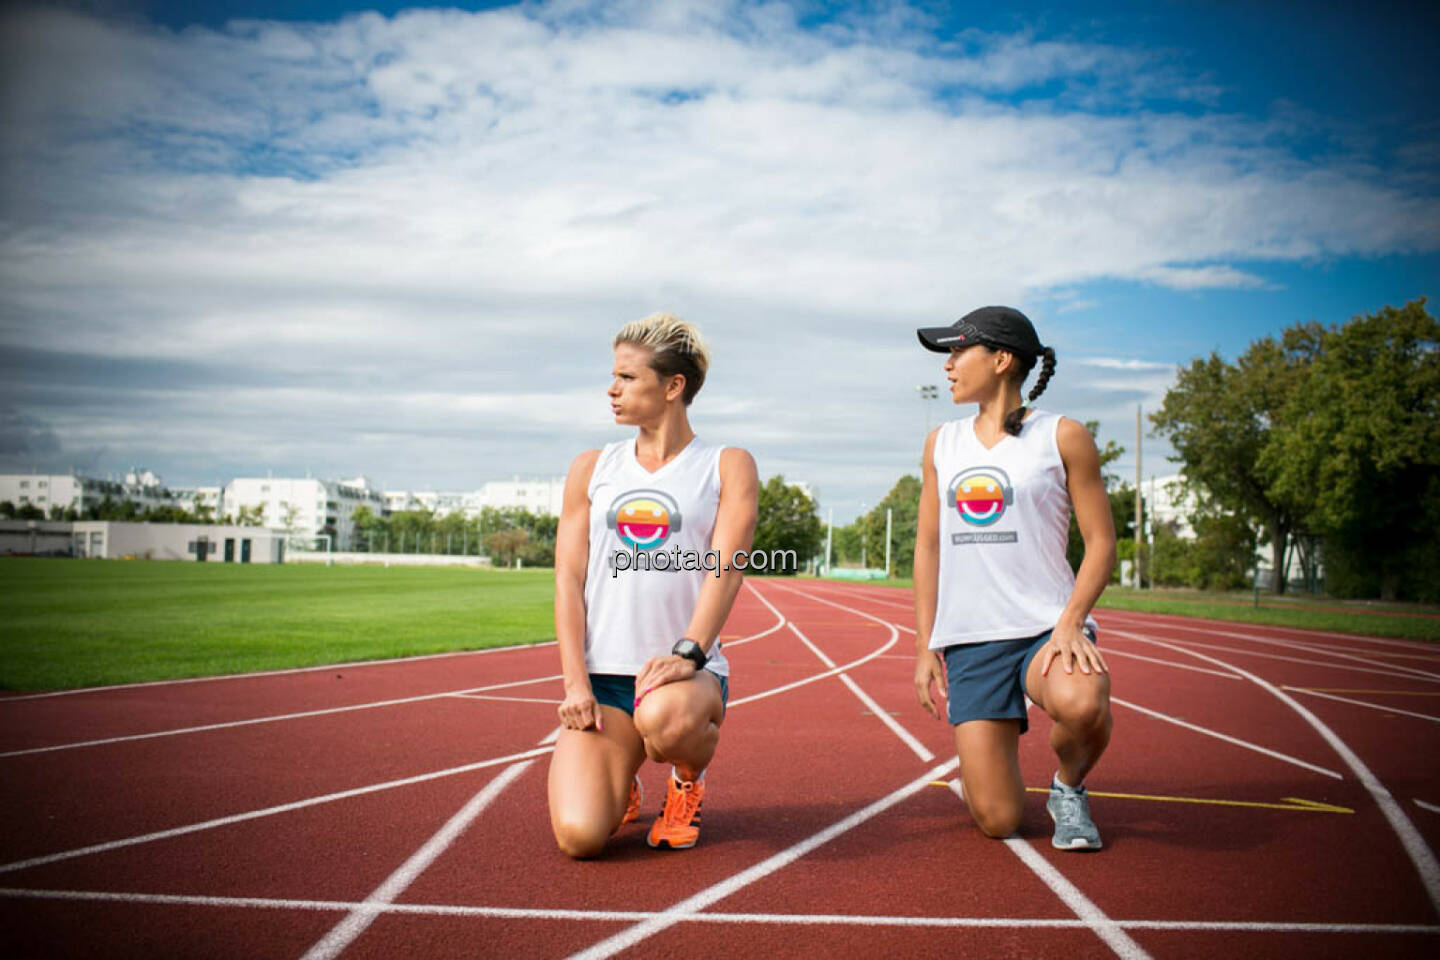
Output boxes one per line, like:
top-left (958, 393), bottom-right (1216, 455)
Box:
top-left (859, 475), bottom-right (922, 577)
top-left (753, 475), bottom-right (822, 576)
top-left (15, 503), bottom-right (44, 520)
top-left (1151, 336), bottom-right (1313, 592)
top-left (1262, 299), bottom-right (1440, 601)
top-left (350, 505), bottom-right (382, 552)
top-left (1065, 420), bottom-right (1126, 573)
top-left (0, 501), bottom-right (13, 519)
top-left (485, 528), bottom-right (530, 568)
top-left (234, 504), bottom-right (265, 527)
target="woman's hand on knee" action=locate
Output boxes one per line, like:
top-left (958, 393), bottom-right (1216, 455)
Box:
top-left (558, 683), bottom-right (603, 731)
top-left (914, 651), bottom-right (948, 720)
top-left (1040, 623), bottom-right (1107, 677)
top-left (633, 655), bottom-right (697, 708)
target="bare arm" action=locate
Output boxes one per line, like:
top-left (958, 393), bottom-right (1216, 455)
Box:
top-left (554, 449), bottom-right (601, 729)
top-left (1038, 417), bottom-right (1117, 676)
top-left (634, 448), bottom-right (759, 697)
top-left (912, 428), bottom-right (947, 720)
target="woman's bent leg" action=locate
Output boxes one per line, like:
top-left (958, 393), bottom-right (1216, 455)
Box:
top-left (631, 671), bottom-right (725, 781)
top-left (953, 719), bottom-right (1025, 839)
top-left (546, 705), bottom-right (646, 859)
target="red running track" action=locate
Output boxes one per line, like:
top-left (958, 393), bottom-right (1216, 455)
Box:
top-left (2, 580), bottom-right (1438, 959)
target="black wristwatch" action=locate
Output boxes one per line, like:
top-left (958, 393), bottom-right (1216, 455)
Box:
top-left (671, 637), bottom-right (708, 670)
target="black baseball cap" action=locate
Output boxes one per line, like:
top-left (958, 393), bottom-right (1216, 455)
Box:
top-left (917, 305), bottom-right (1045, 358)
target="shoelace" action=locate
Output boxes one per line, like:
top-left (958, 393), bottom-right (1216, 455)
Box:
top-left (1059, 791), bottom-right (1084, 823)
top-left (662, 781), bottom-right (700, 825)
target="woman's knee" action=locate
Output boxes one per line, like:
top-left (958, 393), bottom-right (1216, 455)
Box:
top-left (551, 814), bottom-right (610, 859)
top-left (633, 693), bottom-right (702, 748)
top-left (967, 796), bottom-right (1022, 838)
top-left (1046, 683), bottom-right (1111, 734)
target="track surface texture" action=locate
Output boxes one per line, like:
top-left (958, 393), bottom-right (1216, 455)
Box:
top-left (3, 580), bottom-right (1438, 959)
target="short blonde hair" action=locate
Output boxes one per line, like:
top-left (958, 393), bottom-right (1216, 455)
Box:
top-left (613, 312), bottom-right (710, 405)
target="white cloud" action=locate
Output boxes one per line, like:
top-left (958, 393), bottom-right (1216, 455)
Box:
top-left (1, 1), bottom-right (1436, 515)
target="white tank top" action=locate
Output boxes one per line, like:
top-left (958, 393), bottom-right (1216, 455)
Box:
top-left (929, 410), bottom-right (1098, 648)
top-left (582, 436), bottom-right (731, 677)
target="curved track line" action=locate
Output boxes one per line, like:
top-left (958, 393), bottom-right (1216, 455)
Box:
top-left (1104, 634), bottom-right (1437, 684)
top-left (1282, 687), bottom-right (1440, 724)
top-left (1128, 634), bottom-right (1440, 917)
top-left (1095, 609), bottom-right (1437, 652)
top-left (0, 641), bottom-right (559, 702)
top-left (717, 581), bottom-right (787, 648)
top-left (1106, 621), bottom-right (1440, 681)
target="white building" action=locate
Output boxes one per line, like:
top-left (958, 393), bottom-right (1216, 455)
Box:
top-left (1145, 474), bottom-right (1198, 539)
top-left (0, 469), bottom-right (187, 517)
top-left (70, 521), bottom-right (284, 563)
top-left (222, 476), bottom-right (386, 550)
top-left (473, 477), bottom-right (565, 516)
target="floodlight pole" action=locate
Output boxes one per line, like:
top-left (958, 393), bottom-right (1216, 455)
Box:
top-left (824, 507), bottom-right (833, 575)
top-left (1135, 405), bottom-right (1143, 589)
top-left (885, 507), bottom-right (892, 578)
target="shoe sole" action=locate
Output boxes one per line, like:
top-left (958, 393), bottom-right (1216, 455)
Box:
top-left (647, 836), bottom-right (697, 850)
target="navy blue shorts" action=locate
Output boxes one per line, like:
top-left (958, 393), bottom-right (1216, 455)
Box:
top-left (589, 670), bottom-right (730, 717)
top-left (942, 628), bottom-right (1097, 733)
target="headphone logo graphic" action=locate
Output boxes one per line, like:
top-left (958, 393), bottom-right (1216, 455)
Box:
top-left (606, 489), bottom-right (683, 551)
top-left (946, 466), bottom-right (1014, 527)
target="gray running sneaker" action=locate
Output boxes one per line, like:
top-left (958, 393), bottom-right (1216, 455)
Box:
top-left (1047, 780), bottom-right (1102, 850)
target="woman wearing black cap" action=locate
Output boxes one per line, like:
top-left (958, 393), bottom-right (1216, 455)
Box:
top-left (912, 306), bottom-right (1116, 850)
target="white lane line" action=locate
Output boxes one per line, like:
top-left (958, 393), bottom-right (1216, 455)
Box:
top-left (1130, 635), bottom-right (1440, 916)
top-left (718, 581), bottom-right (787, 648)
top-left (942, 780), bottom-right (1148, 959)
top-left (751, 581), bottom-right (929, 760)
top-left (0, 675), bottom-right (563, 758)
top-left (0, 641), bottom-right (559, 702)
top-left (724, 593), bottom-right (900, 710)
top-left (4, 888), bottom-right (1440, 935)
top-left (0, 746), bottom-right (554, 876)
top-left (1110, 696), bottom-right (1342, 780)
top-left (963, 785), bottom-right (1150, 959)
top-left (565, 758), bottom-right (961, 960)
top-left (1282, 687), bottom-right (1440, 724)
top-left (450, 694), bottom-right (563, 705)
top-left (1416, 799), bottom-right (1440, 815)
top-left (299, 733), bottom-right (546, 960)
top-left (1101, 648), bottom-right (1242, 680)
top-left (0, 622), bottom-right (865, 876)
top-left (785, 620), bottom-right (933, 763)
top-left (1165, 626), bottom-right (1440, 681)
top-left (1095, 610), bottom-right (1439, 653)
top-left (1104, 633), bottom-right (1435, 684)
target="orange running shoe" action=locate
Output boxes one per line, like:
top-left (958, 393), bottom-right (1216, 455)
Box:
top-left (620, 775), bottom-right (643, 826)
top-left (647, 776), bottom-right (705, 849)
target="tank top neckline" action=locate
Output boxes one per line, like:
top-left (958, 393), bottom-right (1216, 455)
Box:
top-left (628, 434), bottom-right (700, 478)
top-left (964, 409), bottom-right (1044, 452)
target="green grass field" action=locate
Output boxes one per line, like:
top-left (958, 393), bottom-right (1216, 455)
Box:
top-left (2, 560), bottom-right (1435, 692)
top-left (0, 558), bottom-right (554, 691)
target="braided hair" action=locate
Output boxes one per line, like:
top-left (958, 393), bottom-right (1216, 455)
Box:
top-left (1002, 346), bottom-right (1057, 436)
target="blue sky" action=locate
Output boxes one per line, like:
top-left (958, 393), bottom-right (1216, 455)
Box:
top-left (1, 0), bottom-right (1436, 521)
